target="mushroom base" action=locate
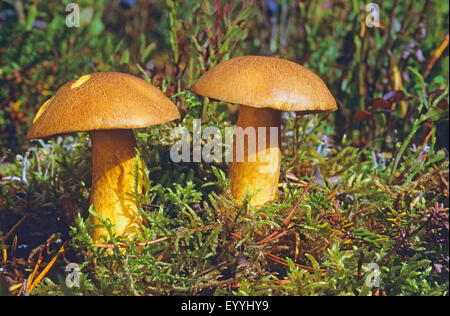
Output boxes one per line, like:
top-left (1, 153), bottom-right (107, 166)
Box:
top-left (90, 129), bottom-right (142, 242)
top-left (229, 105), bottom-right (282, 208)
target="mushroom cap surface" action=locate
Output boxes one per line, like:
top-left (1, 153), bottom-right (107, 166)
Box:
top-left (191, 56), bottom-right (337, 113)
top-left (28, 72), bottom-right (180, 139)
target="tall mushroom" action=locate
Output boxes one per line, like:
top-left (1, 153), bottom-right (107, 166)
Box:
top-left (28, 72), bottom-right (180, 241)
top-left (191, 56), bottom-right (336, 207)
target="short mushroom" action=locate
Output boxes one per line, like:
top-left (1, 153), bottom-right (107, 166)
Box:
top-left (191, 56), bottom-right (336, 207)
top-left (28, 72), bottom-right (180, 241)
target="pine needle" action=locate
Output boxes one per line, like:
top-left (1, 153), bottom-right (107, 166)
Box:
top-left (27, 240), bottom-right (68, 294)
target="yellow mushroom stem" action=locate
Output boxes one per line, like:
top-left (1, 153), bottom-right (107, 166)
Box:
top-left (229, 105), bottom-right (282, 208)
top-left (89, 129), bottom-right (142, 242)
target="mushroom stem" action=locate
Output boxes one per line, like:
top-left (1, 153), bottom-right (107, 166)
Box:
top-left (89, 129), bottom-right (142, 241)
top-left (229, 105), bottom-right (282, 207)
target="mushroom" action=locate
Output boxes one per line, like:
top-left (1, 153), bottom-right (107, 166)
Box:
top-left (191, 56), bottom-right (336, 207)
top-left (27, 72), bottom-right (180, 241)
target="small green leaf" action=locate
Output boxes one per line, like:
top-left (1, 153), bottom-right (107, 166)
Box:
top-left (120, 49), bottom-right (130, 64)
top-left (141, 43), bottom-right (156, 62)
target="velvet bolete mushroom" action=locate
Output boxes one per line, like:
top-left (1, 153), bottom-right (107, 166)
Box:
top-left (191, 56), bottom-right (336, 207)
top-left (27, 72), bottom-right (180, 241)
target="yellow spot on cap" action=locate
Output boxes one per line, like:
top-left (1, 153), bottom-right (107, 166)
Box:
top-left (33, 97), bottom-right (53, 123)
top-left (71, 74), bottom-right (91, 89)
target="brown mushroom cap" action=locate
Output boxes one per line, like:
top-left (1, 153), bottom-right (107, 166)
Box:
top-left (28, 72), bottom-right (180, 139)
top-left (191, 56), bottom-right (337, 113)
